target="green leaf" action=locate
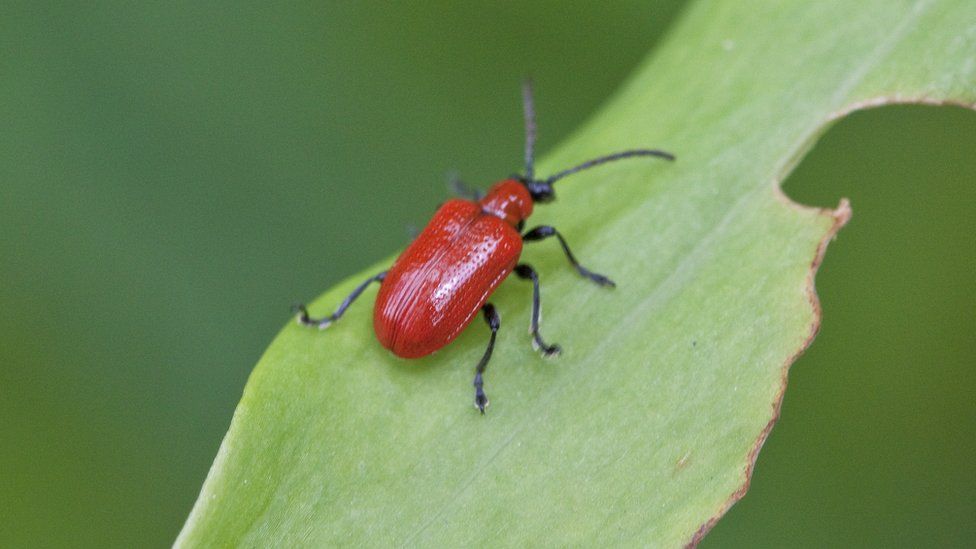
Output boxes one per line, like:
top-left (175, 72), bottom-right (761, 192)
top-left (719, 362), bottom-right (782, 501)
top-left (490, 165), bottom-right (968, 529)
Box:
top-left (177, 1), bottom-right (976, 546)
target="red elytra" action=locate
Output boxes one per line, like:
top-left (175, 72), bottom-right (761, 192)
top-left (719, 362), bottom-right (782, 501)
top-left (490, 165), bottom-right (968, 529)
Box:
top-left (374, 180), bottom-right (531, 358)
top-left (295, 82), bottom-right (673, 413)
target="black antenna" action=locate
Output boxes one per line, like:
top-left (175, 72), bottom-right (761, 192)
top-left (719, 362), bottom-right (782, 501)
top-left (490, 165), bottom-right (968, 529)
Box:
top-left (545, 149), bottom-right (675, 185)
top-left (522, 79), bottom-right (537, 182)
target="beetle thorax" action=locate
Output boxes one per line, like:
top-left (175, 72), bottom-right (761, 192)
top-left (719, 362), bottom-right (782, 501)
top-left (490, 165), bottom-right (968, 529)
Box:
top-left (478, 179), bottom-right (534, 227)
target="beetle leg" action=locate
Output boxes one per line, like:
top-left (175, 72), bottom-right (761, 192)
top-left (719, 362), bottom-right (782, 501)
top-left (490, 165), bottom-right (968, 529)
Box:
top-left (448, 171), bottom-right (483, 201)
top-left (522, 225), bottom-right (616, 288)
top-left (293, 271), bottom-right (387, 330)
top-left (513, 263), bottom-right (562, 357)
top-left (473, 303), bottom-right (500, 414)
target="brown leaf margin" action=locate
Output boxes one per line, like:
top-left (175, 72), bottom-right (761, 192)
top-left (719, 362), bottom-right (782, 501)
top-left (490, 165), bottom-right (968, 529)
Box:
top-left (684, 97), bottom-right (976, 547)
top-left (685, 194), bottom-right (850, 548)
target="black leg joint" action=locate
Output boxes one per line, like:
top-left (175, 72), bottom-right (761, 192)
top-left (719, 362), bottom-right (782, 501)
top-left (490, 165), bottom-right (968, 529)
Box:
top-left (521, 226), bottom-right (556, 241)
top-left (483, 303), bottom-right (500, 331)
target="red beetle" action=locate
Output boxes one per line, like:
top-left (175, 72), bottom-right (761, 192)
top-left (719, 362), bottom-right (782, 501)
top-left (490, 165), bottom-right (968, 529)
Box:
top-left (295, 82), bottom-right (673, 413)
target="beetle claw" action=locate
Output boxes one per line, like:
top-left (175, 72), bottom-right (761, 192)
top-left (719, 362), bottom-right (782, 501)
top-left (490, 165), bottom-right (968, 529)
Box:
top-left (293, 304), bottom-right (311, 326)
top-left (531, 339), bottom-right (562, 358)
top-left (578, 266), bottom-right (616, 288)
top-left (474, 393), bottom-right (489, 414)
top-left (293, 303), bottom-right (336, 330)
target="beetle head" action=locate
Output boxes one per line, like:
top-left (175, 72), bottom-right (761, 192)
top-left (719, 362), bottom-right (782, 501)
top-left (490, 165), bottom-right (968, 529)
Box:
top-left (520, 178), bottom-right (556, 204)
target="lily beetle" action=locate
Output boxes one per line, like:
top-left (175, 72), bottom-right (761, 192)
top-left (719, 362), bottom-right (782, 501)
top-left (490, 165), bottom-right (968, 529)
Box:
top-left (295, 82), bottom-right (673, 413)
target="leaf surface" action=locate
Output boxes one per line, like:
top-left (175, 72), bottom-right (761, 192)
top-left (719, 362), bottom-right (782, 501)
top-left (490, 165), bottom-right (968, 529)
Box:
top-left (177, 1), bottom-right (976, 546)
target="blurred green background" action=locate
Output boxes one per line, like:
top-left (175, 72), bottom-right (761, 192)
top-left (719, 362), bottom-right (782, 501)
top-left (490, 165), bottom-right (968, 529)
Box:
top-left (1, 2), bottom-right (972, 547)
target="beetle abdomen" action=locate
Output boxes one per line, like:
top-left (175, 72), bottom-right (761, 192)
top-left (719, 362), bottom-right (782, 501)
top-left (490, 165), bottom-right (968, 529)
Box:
top-left (374, 200), bottom-right (522, 358)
